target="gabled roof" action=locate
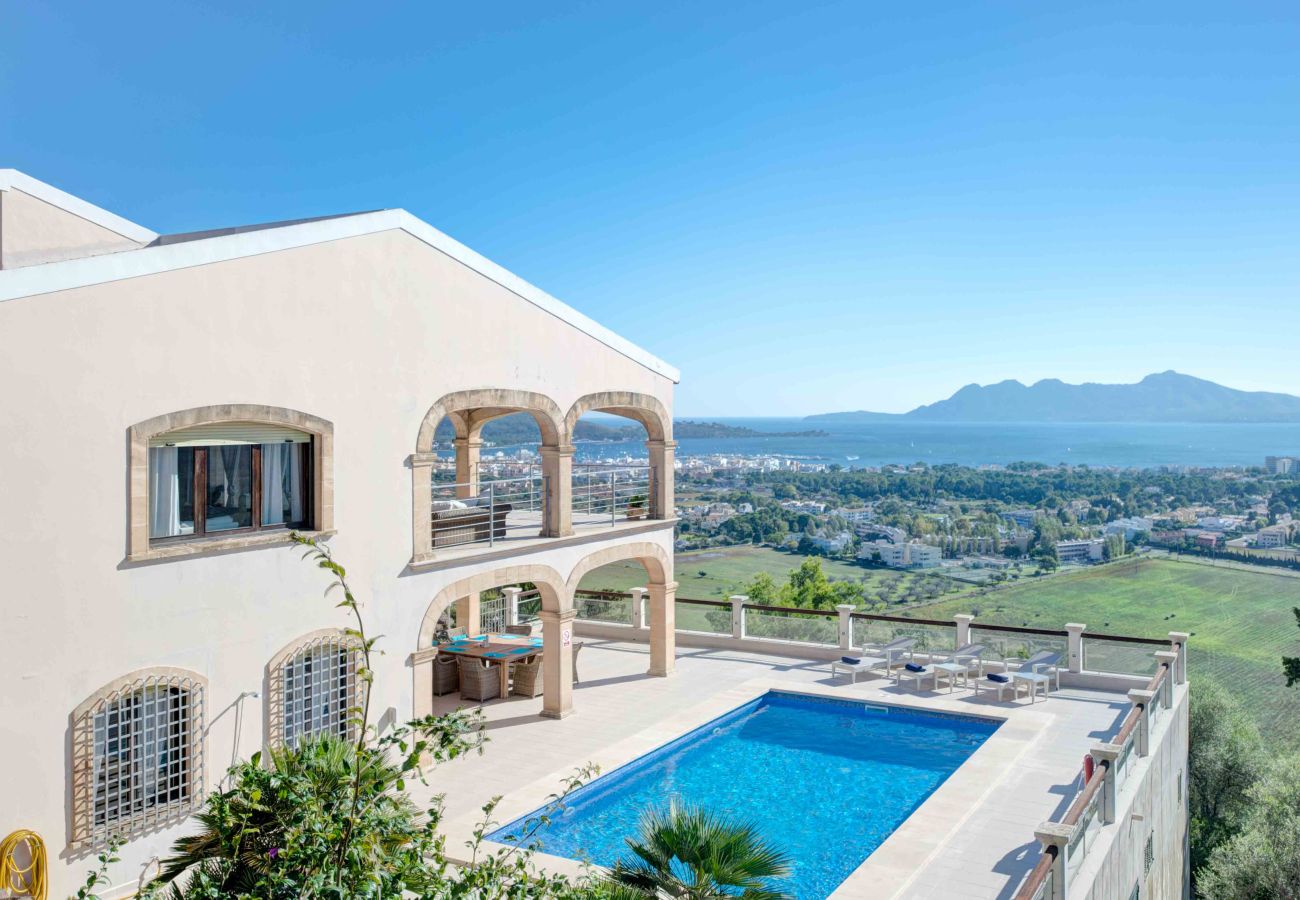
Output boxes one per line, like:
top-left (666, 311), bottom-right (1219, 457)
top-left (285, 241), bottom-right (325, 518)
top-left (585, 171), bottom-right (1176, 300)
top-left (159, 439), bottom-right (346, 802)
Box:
top-left (0, 169), bottom-right (158, 243)
top-left (0, 173), bottom-right (678, 382)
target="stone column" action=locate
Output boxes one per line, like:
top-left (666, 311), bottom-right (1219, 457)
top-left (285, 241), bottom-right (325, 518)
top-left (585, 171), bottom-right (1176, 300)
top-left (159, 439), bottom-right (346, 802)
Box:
top-left (954, 613), bottom-right (974, 649)
top-left (453, 437), bottom-right (483, 498)
top-left (1155, 651), bottom-right (1178, 706)
top-left (730, 595), bottom-right (748, 640)
top-left (836, 604), bottom-right (855, 652)
top-left (1129, 689), bottom-right (1155, 757)
top-left (411, 648), bottom-right (437, 721)
top-left (1033, 823), bottom-right (1073, 900)
top-left (646, 440), bottom-right (677, 519)
top-left (540, 609), bottom-right (577, 719)
top-left (503, 587), bottom-right (522, 627)
top-left (648, 581), bottom-right (678, 676)
top-left (410, 452), bottom-right (436, 562)
top-left (456, 593), bottom-right (482, 636)
top-left (1168, 631), bottom-right (1190, 684)
top-left (1091, 744), bottom-right (1121, 824)
top-left (539, 444), bottom-right (574, 537)
top-left (1065, 623), bottom-right (1087, 673)
top-left (629, 587), bottom-right (648, 631)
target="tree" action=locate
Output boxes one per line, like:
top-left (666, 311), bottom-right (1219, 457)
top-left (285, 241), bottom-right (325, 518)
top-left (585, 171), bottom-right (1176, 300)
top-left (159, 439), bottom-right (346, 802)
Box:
top-left (1196, 754), bottom-right (1300, 899)
top-left (1284, 607), bottom-right (1300, 687)
top-left (606, 801), bottom-right (792, 900)
top-left (1188, 680), bottom-right (1265, 876)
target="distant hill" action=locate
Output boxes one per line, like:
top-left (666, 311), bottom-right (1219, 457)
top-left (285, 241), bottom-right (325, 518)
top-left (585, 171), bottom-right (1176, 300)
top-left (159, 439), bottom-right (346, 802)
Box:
top-left (433, 415), bottom-right (828, 445)
top-left (675, 420), bottom-right (828, 438)
top-left (807, 372), bottom-right (1300, 424)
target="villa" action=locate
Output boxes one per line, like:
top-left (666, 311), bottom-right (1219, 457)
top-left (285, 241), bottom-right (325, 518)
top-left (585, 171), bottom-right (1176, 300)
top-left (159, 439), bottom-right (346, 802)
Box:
top-left (0, 172), bottom-right (1187, 899)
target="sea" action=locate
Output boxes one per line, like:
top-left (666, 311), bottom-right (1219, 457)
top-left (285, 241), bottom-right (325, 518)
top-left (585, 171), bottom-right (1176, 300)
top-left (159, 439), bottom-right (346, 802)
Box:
top-left (566, 419), bottom-right (1300, 470)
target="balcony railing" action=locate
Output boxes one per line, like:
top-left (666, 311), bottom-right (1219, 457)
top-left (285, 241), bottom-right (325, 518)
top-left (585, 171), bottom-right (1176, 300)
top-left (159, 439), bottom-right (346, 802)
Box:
top-left (431, 473), bottom-right (545, 549)
top-left (571, 464), bottom-right (652, 527)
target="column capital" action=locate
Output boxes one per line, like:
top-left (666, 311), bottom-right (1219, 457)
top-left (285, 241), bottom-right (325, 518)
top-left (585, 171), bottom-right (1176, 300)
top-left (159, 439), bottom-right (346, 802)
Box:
top-left (645, 439), bottom-right (679, 451)
top-left (1090, 742), bottom-right (1122, 763)
top-left (540, 608), bottom-right (578, 624)
top-left (1128, 688), bottom-right (1155, 705)
top-left (1154, 650), bottom-right (1178, 665)
top-left (411, 452), bottom-right (439, 467)
top-left (648, 581), bottom-right (679, 596)
top-left (453, 436), bottom-right (485, 450)
top-left (1168, 631), bottom-right (1190, 644)
top-left (1034, 821), bottom-right (1075, 847)
top-left (539, 444), bottom-right (577, 458)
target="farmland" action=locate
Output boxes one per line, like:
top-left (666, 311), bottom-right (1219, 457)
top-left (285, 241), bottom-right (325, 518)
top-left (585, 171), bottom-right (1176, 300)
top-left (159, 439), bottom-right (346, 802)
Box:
top-left (905, 556), bottom-right (1300, 745)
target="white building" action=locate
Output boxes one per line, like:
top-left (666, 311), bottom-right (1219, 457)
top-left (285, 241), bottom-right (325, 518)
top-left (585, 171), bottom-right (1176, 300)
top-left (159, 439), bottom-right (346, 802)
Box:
top-left (1256, 524), bottom-right (1291, 549)
top-left (1056, 538), bottom-right (1106, 564)
top-left (1265, 455), bottom-right (1297, 475)
top-left (835, 507), bottom-right (875, 523)
top-left (1104, 516), bottom-right (1154, 540)
top-left (0, 171), bottom-right (680, 895)
top-left (867, 541), bottom-right (942, 569)
top-left (1004, 508), bottom-right (1039, 529)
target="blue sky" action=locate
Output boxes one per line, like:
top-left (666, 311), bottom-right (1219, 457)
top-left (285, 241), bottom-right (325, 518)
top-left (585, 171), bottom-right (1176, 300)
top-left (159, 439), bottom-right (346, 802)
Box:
top-left (5, 2), bottom-right (1300, 415)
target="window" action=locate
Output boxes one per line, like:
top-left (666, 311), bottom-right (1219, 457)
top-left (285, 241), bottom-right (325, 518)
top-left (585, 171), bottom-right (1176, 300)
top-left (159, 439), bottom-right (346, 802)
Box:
top-left (148, 423), bottom-right (311, 542)
top-left (271, 632), bottom-right (363, 749)
top-left (73, 670), bottom-right (205, 847)
top-left (1143, 832), bottom-right (1154, 875)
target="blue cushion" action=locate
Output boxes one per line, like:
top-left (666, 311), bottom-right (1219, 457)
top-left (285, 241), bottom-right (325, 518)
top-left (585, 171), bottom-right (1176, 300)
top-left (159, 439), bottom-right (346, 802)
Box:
top-left (841, 656), bottom-right (862, 665)
top-left (905, 663), bottom-right (926, 673)
top-left (988, 673), bottom-right (1010, 684)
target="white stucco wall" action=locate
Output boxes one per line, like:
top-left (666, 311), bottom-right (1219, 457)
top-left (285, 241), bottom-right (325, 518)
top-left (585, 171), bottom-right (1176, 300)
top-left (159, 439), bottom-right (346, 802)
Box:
top-left (0, 227), bottom-right (675, 896)
top-left (0, 188), bottom-right (145, 269)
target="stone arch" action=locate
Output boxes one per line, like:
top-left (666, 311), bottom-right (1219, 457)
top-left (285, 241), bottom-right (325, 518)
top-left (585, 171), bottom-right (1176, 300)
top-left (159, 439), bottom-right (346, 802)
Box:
top-left (562, 391), bottom-right (671, 443)
top-left (416, 388), bottom-right (564, 452)
top-left (416, 564), bottom-right (568, 650)
top-left (127, 404), bottom-right (335, 561)
top-left (565, 541), bottom-right (672, 593)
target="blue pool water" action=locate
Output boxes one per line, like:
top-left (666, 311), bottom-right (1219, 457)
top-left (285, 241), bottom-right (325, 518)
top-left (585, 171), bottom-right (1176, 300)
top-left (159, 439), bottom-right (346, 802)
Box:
top-left (488, 691), bottom-right (999, 899)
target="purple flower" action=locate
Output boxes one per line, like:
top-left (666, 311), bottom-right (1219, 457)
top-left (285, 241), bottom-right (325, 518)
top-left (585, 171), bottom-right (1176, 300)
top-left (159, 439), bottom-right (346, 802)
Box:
top-left (268, 847), bottom-right (280, 860)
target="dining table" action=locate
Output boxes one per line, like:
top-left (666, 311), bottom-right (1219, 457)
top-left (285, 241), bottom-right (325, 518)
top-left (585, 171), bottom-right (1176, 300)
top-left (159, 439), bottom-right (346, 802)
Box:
top-left (435, 633), bottom-right (544, 696)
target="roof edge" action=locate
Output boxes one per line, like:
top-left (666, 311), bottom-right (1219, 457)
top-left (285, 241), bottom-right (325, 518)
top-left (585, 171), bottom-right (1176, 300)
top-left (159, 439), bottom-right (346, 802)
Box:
top-left (0, 206), bottom-right (679, 383)
top-left (0, 170), bottom-right (158, 243)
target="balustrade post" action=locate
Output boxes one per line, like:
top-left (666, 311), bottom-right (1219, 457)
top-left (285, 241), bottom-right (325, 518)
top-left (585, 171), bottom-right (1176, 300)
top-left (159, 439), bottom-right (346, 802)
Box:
top-left (836, 604), bottom-right (855, 652)
top-left (1168, 632), bottom-right (1189, 684)
top-left (1065, 623), bottom-right (1087, 673)
top-left (453, 437), bottom-right (482, 499)
top-left (954, 613), bottom-right (974, 649)
top-left (730, 595), bottom-right (747, 640)
top-left (645, 440), bottom-right (677, 520)
top-left (1128, 689), bottom-right (1154, 757)
top-left (629, 587), bottom-right (648, 630)
top-left (647, 581), bottom-right (677, 676)
top-left (1033, 823), bottom-right (1073, 900)
top-left (1091, 745), bottom-right (1121, 824)
top-left (539, 444), bottom-right (574, 537)
top-left (502, 587), bottom-right (522, 627)
top-left (1155, 651), bottom-right (1177, 706)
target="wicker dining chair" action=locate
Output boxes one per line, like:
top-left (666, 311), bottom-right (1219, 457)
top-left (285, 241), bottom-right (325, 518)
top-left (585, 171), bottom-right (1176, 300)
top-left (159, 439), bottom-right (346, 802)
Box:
top-left (457, 658), bottom-right (500, 702)
top-left (572, 642), bottom-right (584, 684)
top-left (432, 653), bottom-right (460, 696)
top-left (510, 655), bottom-right (544, 697)
top-left (504, 624), bottom-right (533, 636)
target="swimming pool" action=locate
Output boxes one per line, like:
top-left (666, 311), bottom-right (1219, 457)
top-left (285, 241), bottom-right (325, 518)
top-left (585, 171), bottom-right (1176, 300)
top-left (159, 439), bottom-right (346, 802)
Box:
top-left (488, 691), bottom-right (1000, 899)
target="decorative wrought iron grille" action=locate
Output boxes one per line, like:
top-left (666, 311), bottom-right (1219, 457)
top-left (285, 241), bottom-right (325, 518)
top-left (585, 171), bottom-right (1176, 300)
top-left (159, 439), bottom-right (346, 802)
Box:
top-left (274, 633), bottom-right (363, 749)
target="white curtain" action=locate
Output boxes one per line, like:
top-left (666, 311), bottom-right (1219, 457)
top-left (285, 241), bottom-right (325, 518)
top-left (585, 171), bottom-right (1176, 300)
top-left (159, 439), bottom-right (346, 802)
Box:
top-left (262, 443), bottom-right (285, 525)
top-left (149, 447), bottom-right (180, 537)
top-left (289, 444), bottom-right (304, 523)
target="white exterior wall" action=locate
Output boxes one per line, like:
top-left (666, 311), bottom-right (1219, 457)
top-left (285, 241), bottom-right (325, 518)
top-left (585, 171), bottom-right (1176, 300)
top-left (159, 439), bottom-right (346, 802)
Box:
top-left (0, 224), bottom-right (675, 895)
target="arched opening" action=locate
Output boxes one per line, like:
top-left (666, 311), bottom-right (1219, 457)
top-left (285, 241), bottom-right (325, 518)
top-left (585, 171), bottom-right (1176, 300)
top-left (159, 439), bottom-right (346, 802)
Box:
top-left (412, 566), bottom-right (573, 719)
top-left (412, 390), bottom-right (566, 561)
top-left (564, 392), bottom-right (675, 528)
top-left (567, 542), bottom-right (676, 678)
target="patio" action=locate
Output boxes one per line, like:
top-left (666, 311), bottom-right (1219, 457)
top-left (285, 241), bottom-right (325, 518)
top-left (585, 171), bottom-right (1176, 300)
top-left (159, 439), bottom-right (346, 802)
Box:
top-left (425, 638), bottom-right (1134, 900)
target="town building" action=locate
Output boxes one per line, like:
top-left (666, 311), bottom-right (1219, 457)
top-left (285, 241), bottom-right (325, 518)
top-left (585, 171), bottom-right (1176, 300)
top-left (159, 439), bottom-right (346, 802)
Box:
top-left (1265, 455), bottom-right (1297, 475)
top-left (1003, 508), bottom-right (1039, 529)
top-left (1056, 538), bottom-right (1106, 564)
top-left (1103, 516), bottom-right (1154, 540)
top-left (1255, 524), bottom-right (1291, 549)
top-left (867, 540), bottom-right (943, 569)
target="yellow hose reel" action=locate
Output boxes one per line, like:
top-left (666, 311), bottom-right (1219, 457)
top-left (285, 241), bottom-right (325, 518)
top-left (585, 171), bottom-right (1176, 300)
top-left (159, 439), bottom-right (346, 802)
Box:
top-left (0, 829), bottom-right (48, 900)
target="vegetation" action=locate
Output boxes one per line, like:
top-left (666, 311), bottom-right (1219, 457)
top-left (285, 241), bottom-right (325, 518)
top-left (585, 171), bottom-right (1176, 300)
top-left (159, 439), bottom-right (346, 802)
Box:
top-left (607, 802), bottom-right (792, 900)
top-left (906, 556), bottom-right (1300, 744)
top-left (673, 421), bottom-right (827, 439)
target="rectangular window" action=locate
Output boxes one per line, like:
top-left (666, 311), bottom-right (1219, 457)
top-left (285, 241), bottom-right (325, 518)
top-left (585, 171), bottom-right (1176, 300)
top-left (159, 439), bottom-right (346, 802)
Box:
top-left (148, 433), bottom-right (311, 542)
top-left (93, 685), bottom-right (193, 828)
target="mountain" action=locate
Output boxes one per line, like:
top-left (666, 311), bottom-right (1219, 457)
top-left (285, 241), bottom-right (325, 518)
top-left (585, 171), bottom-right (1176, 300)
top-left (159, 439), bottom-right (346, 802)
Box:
top-left (807, 372), bottom-right (1300, 423)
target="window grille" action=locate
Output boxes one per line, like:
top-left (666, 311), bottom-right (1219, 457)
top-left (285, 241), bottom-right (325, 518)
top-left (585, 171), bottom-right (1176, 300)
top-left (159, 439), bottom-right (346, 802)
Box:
top-left (73, 671), bottom-right (205, 848)
top-left (1143, 832), bottom-right (1155, 875)
top-left (272, 633), bottom-right (363, 749)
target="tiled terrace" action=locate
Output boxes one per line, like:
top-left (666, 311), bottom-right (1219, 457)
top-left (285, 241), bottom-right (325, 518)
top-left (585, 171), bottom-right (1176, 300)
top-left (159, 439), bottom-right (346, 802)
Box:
top-left (426, 639), bottom-right (1133, 899)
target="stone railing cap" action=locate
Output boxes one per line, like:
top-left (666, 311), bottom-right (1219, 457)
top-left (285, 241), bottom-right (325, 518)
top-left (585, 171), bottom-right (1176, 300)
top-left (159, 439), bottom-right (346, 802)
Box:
top-left (1035, 821), bottom-right (1075, 844)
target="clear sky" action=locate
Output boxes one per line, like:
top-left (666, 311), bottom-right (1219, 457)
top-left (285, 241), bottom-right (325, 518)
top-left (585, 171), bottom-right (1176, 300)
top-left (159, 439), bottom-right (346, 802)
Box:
top-left (4, 2), bottom-right (1299, 416)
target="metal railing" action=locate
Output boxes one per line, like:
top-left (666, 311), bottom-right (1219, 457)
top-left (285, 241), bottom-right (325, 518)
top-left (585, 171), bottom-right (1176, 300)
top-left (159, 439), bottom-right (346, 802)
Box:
top-left (430, 473), bottom-right (546, 549)
top-left (571, 464), bottom-right (652, 526)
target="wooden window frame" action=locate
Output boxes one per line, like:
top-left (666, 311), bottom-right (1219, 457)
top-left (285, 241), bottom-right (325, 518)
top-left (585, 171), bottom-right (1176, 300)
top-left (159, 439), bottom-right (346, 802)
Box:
top-left (149, 440), bottom-right (314, 546)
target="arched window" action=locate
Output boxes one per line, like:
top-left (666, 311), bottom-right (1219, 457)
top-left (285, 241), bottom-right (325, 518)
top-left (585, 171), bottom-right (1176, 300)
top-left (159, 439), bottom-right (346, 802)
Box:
top-left (128, 405), bottom-right (334, 560)
top-left (72, 668), bottom-right (206, 848)
top-left (268, 631), bottom-right (363, 749)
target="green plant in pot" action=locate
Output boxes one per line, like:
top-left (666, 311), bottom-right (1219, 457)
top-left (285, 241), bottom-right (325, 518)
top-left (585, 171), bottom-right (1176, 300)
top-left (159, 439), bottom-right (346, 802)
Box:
top-left (627, 494), bottom-right (648, 519)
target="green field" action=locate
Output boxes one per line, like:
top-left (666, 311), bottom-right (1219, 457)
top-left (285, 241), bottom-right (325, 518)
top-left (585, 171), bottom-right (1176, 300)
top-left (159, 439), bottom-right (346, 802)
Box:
top-left (905, 556), bottom-right (1300, 744)
top-left (578, 544), bottom-right (974, 605)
